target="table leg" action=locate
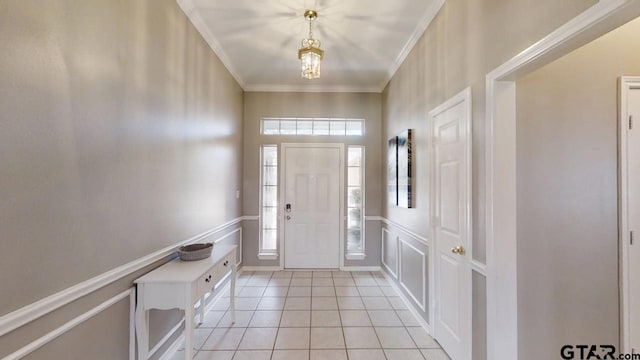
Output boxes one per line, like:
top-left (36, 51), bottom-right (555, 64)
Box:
top-left (135, 286), bottom-right (149, 360)
top-left (185, 293), bottom-right (194, 360)
top-left (199, 295), bottom-right (205, 325)
top-left (230, 261), bottom-right (236, 324)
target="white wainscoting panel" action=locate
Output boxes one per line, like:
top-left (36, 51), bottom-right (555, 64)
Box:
top-left (399, 238), bottom-right (427, 312)
top-left (381, 228), bottom-right (398, 279)
top-left (214, 227), bottom-right (243, 267)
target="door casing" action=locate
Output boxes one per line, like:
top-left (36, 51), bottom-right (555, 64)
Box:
top-left (619, 76), bottom-right (640, 353)
top-left (485, 3), bottom-right (640, 359)
top-left (279, 143), bottom-right (345, 270)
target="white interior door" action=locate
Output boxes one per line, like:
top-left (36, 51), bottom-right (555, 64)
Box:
top-left (283, 144), bottom-right (342, 269)
top-left (622, 79), bottom-right (640, 354)
top-left (431, 89), bottom-right (472, 360)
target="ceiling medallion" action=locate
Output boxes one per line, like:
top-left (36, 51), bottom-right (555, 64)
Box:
top-left (298, 10), bottom-right (324, 79)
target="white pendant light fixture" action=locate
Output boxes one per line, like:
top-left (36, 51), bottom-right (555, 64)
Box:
top-left (298, 10), bottom-right (324, 79)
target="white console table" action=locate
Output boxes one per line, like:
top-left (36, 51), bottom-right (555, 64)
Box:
top-left (134, 244), bottom-right (237, 360)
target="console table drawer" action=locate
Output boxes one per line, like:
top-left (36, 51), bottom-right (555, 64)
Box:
top-left (216, 253), bottom-right (235, 280)
top-left (196, 266), bottom-right (218, 299)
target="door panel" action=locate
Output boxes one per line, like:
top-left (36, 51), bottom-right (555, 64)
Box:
top-left (432, 93), bottom-right (471, 360)
top-left (284, 145), bottom-right (341, 269)
top-left (439, 254), bottom-right (461, 337)
top-left (440, 161), bottom-right (460, 233)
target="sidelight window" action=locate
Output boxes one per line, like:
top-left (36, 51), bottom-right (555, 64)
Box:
top-left (260, 145), bottom-right (278, 258)
top-left (346, 146), bottom-right (365, 259)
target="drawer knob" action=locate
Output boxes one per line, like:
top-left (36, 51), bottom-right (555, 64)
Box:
top-left (223, 260), bottom-right (229, 267)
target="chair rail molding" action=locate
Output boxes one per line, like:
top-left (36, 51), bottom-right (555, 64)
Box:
top-left (3, 289), bottom-right (135, 360)
top-left (365, 216), bottom-right (429, 246)
top-left (0, 217), bottom-right (244, 337)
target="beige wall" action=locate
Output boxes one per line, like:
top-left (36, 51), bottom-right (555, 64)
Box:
top-left (382, 0), bottom-right (596, 261)
top-left (0, 0), bottom-right (243, 357)
top-left (381, 0), bottom-right (598, 358)
top-left (516, 16), bottom-right (640, 359)
top-left (242, 92), bottom-right (382, 267)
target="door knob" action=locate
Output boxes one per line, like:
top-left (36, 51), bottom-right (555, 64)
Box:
top-left (286, 215), bottom-right (291, 220)
top-left (451, 246), bottom-right (466, 255)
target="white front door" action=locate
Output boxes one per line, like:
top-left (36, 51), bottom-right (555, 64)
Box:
top-left (624, 81), bottom-right (640, 353)
top-left (283, 144), bottom-right (342, 269)
top-left (431, 89), bottom-right (472, 360)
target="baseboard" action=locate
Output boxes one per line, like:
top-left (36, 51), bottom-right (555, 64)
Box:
top-left (380, 268), bottom-right (433, 335)
top-left (241, 266), bottom-right (382, 272)
top-left (342, 266), bottom-right (382, 272)
top-left (150, 319), bottom-right (184, 359)
top-left (158, 332), bottom-right (185, 360)
top-left (241, 266), bottom-right (282, 272)
top-left (156, 280), bottom-right (231, 360)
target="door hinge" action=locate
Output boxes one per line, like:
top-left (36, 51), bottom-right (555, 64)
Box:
top-left (631, 230), bottom-right (635, 245)
top-left (630, 115), bottom-right (634, 130)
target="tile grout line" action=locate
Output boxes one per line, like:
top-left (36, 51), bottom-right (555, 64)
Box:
top-left (361, 271), bottom-right (390, 360)
top-left (334, 272), bottom-right (350, 360)
top-left (269, 271), bottom-right (289, 360)
top-left (192, 269), bottom-right (443, 360)
top-left (234, 271), bottom-right (273, 357)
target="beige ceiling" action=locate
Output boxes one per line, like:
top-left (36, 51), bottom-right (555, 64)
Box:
top-left (177, 0), bottom-right (443, 92)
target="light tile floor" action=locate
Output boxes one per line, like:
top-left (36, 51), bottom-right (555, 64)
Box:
top-left (170, 271), bottom-right (450, 360)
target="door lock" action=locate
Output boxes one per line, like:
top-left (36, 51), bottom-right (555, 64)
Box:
top-left (285, 203), bottom-right (292, 213)
top-left (451, 246), bottom-right (466, 255)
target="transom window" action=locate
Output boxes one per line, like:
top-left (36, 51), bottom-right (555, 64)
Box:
top-left (261, 117), bottom-right (364, 136)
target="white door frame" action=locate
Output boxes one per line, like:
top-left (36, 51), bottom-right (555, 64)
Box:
top-left (279, 143), bottom-right (345, 270)
top-left (486, 1), bottom-right (640, 359)
top-left (429, 86), bottom-right (473, 360)
top-left (619, 76), bottom-right (640, 353)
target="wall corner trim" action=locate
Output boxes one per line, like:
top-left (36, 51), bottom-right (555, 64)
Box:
top-left (0, 217), bottom-right (244, 337)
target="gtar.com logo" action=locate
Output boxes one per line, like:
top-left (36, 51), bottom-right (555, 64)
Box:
top-left (561, 345), bottom-right (639, 359)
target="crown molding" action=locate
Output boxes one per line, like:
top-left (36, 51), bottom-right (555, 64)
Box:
top-left (244, 84), bottom-right (382, 93)
top-left (177, 0), bottom-right (246, 89)
top-left (177, 0), bottom-right (444, 94)
top-left (379, 0), bottom-right (445, 91)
